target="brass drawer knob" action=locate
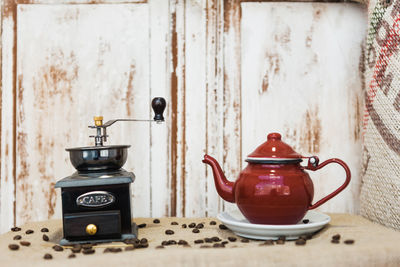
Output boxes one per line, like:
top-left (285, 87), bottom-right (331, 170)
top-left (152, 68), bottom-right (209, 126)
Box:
top-left (86, 224), bottom-right (97, 235)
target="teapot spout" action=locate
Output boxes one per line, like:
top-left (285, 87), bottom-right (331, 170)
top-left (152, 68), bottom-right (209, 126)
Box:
top-left (202, 154), bottom-right (235, 203)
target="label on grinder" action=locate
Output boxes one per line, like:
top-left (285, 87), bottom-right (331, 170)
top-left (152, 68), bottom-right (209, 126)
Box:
top-left (76, 191), bottom-right (115, 208)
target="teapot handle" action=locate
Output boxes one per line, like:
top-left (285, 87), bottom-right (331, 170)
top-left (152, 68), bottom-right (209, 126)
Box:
top-left (304, 156), bottom-right (351, 210)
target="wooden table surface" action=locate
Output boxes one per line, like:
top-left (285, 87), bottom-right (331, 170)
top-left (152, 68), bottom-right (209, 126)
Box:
top-left (1, 214), bottom-right (399, 267)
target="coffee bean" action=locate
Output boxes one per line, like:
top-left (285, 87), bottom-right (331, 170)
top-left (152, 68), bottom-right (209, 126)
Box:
top-left (155, 245), bottom-right (164, 249)
top-left (140, 238), bottom-right (148, 244)
top-left (195, 223), bottom-right (204, 229)
top-left (42, 234), bottom-right (49, 242)
top-left (161, 241), bottom-right (168, 246)
top-left (194, 239), bottom-right (204, 244)
top-left (139, 243), bottom-right (149, 248)
top-left (219, 224), bottom-right (228, 230)
top-left (13, 235), bottom-right (21, 240)
top-left (299, 235), bottom-right (308, 240)
top-left (123, 238), bottom-right (137, 244)
top-left (167, 240), bottom-right (177, 245)
top-left (344, 239), bottom-right (355, 245)
top-left (43, 253), bottom-right (52, 260)
top-left (41, 228), bottom-right (49, 233)
top-left (276, 239), bottom-right (285, 245)
top-left (20, 241), bottom-right (30, 246)
top-left (182, 224), bottom-right (187, 228)
top-left (125, 245), bottom-right (135, 251)
top-left (228, 237), bottom-right (237, 242)
top-left (165, 229), bottom-right (174, 235)
top-left (68, 253), bottom-right (76, 258)
top-left (52, 245), bottom-right (64, 252)
top-left (302, 219), bottom-right (310, 224)
top-left (192, 229), bottom-right (200, 233)
top-left (241, 239), bottom-right (250, 243)
top-left (200, 245), bottom-right (211, 248)
top-left (8, 244), bottom-right (19, 250)
top-left (278, 236), bottom-right (286, 241)
top-left (153, 219), bottom-right (160, 224)
top-left (332, 234), bottom-right (341, 241)
top-left (71, 244), bottom-right (82, 253)
top-left (188, 223), bottom-right (196, 228)
top-left (211, 236), bottom-right (221, 242)
top-left (11, 227), bottom-right (21, 232)
top-left (138, 223), bottom-right (147, 228)
top-left (178, 240), bottom-right (188, 245)
top-left (260, 240), bottom-right (274, 246)
top-left (109, 248), bottom-right (122, 253)
top-left (213, 243), bottom-right (223, 248)
top-left (295, 239), bottom-right (306, 245)
top-left (210, 221), bottom-right (217, 225)
top-left (331, 239), bottom-right (340, 244)
top-left (82, 248), bottom-right (95, 255)
top-left (25, 229), bottom-right (34, 234)
top-left (204, 238), bottom-right (212, 243)
top-left (171, 221), bottom-right (179, 225)
top-left (82, 244), bottom-right (93, 249)
top-left (221, 241), bottom-right (229, 245)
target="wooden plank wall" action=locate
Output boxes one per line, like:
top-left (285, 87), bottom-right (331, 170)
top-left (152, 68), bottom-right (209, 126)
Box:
top-left (0, 0), bottom-right (366, 233)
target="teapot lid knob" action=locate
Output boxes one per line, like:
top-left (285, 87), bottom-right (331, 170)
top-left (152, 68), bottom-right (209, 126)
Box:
top-left (267, 132), bottom-right (281, 140)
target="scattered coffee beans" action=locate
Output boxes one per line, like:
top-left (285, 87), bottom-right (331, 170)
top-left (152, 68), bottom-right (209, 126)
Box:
top-left (42, 234), bottom-right (49, 242)
top-left (43, 253), bottom-right (52, 260)
top-left (219, 224), bottom-right (228, 230)
top-left (302, 219), bottom-right (310, 224)
top-left (241, 239), bottom-right (250, 243)
top-left (165, 229), bottom-right (174, 235)
top-left (11, 227), bottom-right (21, 232)
top-left (138, 223), bottom-right (147, 228)
top-left (210, 221), bottom-right (217, 225)
top-left (20, 241), bottom-right (30, 247)
top-left (332, 234), bottom-right (341, 241)
top-left (205, 238), bottom-right (212, 243)
top-left (228, 237), bottom-right (237, 242)
top-left (188, 223), bottom-right (196, 228)
top-left (140, 238), bottom-right (147, 244)
top-left (82, 248), bottom-right (95, 255)
top-left (153, 219), bottom-right (160, 224)
top-left (195, 223), bottom-right (204, 229)
top-left (192, 229), bottom-right (200, 233)
top-left (221, 241), bottom-right (229, 245)
top-left (13, 235), bottom-right (21, 240)
top-left (41, 228), bottom-right (49, 233)
top-left (182, 224), bottom-right (187, 228)
top-left (194, 239), bottom-right (204, 244)
top-left (52, 245), bottom-right (64, 252)
top-left (71, 244), bottom-right (82, 253)
top-left (171, 222), bottom-right (179, 225)
top-left (161, 241), bottom-right (168, 246)
top-left (8, 244), bottom-right (19, 250)
top-left (25, 229), bottom-right (34, 234)
top-left (331, 239), bottom-right (340, 244)
top-left (155, 245), bottom-right (164, 249)
top-left (68, 253), bottom-right (76, 258)
top-left (167, 240), bottom-right (177, 245)
top-left (344, 239), bottom-right (355, 245)
top-left (295, 239), bottom-right (306, 246)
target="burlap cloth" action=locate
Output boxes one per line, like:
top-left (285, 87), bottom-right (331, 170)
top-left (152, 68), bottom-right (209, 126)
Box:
top-left (1, 214), bottom-right (399, 267)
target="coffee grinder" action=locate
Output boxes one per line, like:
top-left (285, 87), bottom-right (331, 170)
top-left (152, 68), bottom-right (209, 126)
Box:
top-left (55, 97), bottom-right (166, 245)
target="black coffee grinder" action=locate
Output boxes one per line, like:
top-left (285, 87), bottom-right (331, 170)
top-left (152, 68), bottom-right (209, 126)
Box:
top-left (55, 97), bottom-right (166, 245)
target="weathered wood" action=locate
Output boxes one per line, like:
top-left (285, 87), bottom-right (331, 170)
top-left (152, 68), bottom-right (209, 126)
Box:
top-left (241, 2), bottom-right (366, 213)
top-left (0, 0), bottom-right (17, 233)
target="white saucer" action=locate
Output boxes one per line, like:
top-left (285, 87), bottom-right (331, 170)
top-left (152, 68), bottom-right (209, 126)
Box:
top-left (217, 209), bottom-right (330, 240)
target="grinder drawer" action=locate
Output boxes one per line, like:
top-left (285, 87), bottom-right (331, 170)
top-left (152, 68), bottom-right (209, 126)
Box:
top-left (64, 210), bottom-right (121, 239)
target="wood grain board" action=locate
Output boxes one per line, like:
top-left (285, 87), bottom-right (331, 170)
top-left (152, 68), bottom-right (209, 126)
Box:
top-left (0, 0), bottom-right (367, 233)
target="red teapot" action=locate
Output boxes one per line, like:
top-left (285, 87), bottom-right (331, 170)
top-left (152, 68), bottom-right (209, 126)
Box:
top-left (203, 132), bottom-right (351, 225)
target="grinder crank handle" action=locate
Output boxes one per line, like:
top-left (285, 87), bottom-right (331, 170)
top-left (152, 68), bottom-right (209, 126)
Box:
top-left (152, 97), bottom-right (166, 122)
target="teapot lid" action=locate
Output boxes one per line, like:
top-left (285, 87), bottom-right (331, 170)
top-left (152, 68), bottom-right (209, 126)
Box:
top-left (246, 133), bottom-right (303, 163)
